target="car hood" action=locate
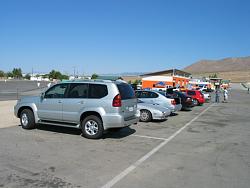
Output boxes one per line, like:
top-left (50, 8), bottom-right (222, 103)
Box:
top-left (19, 96), bottom-right (40, 104)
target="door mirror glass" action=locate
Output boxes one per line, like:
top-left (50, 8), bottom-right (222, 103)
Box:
top-left (41, 92), bottom-right (45, 99)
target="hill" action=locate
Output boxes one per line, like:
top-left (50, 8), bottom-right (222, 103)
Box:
top-left (183, 56), bottom-right (250, 82)
top-left (184, 56), bottom-right (250, 73)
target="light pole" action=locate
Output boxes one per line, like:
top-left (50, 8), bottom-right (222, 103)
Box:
top-left (73, 66), bottom-right (76, 79)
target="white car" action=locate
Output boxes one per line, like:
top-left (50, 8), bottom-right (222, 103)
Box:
top-left (135, 90), bottom-right (182, 113)
top-left (137, 100), bottom-right (171, 122)
top-left (201, 91), bottom-right (211, 102)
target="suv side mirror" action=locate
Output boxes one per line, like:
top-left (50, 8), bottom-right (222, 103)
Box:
top-left (41, 92), bottom-right (45, 100)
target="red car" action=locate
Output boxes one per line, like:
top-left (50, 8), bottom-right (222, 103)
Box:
top-left (185, 90), bottom-right (205, 106)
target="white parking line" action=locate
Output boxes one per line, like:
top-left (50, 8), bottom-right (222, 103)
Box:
top-left (132, 134), bottom-right (167, 141)
top-left (101, 103), bottom-right (215, 188)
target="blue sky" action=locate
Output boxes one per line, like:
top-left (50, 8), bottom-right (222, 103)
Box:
top-left (0, 0), bottom-right (250, 75)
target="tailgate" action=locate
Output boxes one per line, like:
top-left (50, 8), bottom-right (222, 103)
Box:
top-left (121, 99), bottom-right (137, 120)
top-left (117, 83), bottom-right (137, 120)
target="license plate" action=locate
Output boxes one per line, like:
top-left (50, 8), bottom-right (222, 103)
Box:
top-left (129, 107), bottom-right (134, 111)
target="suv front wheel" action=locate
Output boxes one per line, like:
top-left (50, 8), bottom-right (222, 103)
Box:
top-left (81, 115), bottom-right (104, 139)
top-left (20, 109), bottom-right (36, 129)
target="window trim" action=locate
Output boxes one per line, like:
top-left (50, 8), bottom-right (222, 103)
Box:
top-left (149, 91), bottom-right (159, 98)
top-left (65, 83), bottom-right (89, 99)
top-left (88, 83), bottom-right (108, 99)
top-left (44, 83), bottom-right (69, 99)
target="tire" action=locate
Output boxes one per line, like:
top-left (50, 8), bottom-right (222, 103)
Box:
top-left (193, 99), bottom-right (199, 106)
top-left (140, 110), bottom-right (152, 122)
top-left (81, 115), bottom-right (104, 139)
top-left (20, 109), bottom-right (36, 129)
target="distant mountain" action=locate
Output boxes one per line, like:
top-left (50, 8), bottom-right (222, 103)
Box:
top-left (100, 72), bottom-right (146, 76)
top-left (183, 56), bottom-right (250, 73)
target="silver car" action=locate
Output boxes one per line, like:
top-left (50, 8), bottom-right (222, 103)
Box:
top-left (137, 100), bottom-right (171, 122)
top-left (14, 80), bottom-right (139, 139)
top-left (135, 90), bottom-right (182, 112)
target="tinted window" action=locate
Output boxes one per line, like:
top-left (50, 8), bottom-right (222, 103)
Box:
top-left (157, 91), bottom-right (166, 96)
top-left (174, 91), bottom-right (186, 99)
top-left (148, 92), bottom-right (158, 98)
top-left (187, 91), bottom-right (196, 95)
top-left (45, 84), bottom-right (67, 98)
top-left (89, 84), bottom-right (108, 99)
top-left (68, 83), bottom-right (88, 98)
top-left (117, 84), bottom-right (135, 100)
top-left (138, 91), bottom-right (148, 98)
top-left (135, 91), bottom-right (141, 98)
top-left (139, 91), bottom-right (158, 98)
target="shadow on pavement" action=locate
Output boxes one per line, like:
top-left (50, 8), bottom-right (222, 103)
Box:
top-left (36, 124), bottom-right (82, 135)
top-left (35, 124), bottom-right (135, 139)
top-left (170, 112), bottom-right (178, 116)
top-left (103, 127), bottom-right (136, 139)
top-left (151, 119), bottom-right (168, 123)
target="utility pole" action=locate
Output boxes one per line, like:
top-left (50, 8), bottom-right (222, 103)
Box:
top-left (73, 66), bottom-right (76, 78)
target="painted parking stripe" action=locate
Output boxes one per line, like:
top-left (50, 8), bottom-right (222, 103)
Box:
top-left (131, 134), bottom-right (167, 141)
top-left (101, 104), bottom-right (215, 188)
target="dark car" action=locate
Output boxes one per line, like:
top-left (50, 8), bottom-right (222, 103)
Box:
top-left (156, 91), bottom-right (182, 107)
top-left (158, 91), bottom-right (194, 110)
top-left (173, 91), bottom-right (194, 110)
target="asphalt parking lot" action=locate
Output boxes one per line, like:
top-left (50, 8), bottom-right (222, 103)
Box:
top-left (0, 87), bottom-right (250, 188)
top-left (0, 80), bottom-right (48, 101)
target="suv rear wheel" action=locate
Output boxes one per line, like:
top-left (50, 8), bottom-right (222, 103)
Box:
top-left (81, 115), bottom-right (104, 139)
top-left (20, 109), bottom-right (36, 129)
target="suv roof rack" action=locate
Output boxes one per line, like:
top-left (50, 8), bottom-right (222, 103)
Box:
top-left (61, 79), bottom-right (113, 83)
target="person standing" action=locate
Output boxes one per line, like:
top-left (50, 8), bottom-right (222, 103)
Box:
top-left (223, 88), bottom-right (228, 102)
top-left (215, 89), bottom-right (220, 103)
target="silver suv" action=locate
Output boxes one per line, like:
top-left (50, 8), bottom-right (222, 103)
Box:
top-left (14, 80), bottom-right (139, 139)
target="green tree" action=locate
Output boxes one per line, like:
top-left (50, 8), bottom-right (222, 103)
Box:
top-left (61, 74), bottom-right (69, 80)
top-left (49, 70), bottom-right (69, 80)
top-left (133, 79), bottom-right (141, 85)
top-left (209, 73), bottom-right (218, 78)
top-left (25, 74), bottom-right (31, 80)
top-left (0, 70), bottom-right (5, 77)
top-left (91, 73), bottom-right (99, 79)
top-left (12, 68), bottom-right (22, 79)
top-left (6, 72), bottom-right (13, 78)
top-left (49, 70), bottom-right (62, 79)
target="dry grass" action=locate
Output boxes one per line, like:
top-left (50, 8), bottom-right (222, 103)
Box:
top-left (192, 70), bottom-right (250, 82)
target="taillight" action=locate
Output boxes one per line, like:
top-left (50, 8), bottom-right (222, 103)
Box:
top-left (171, 99), bottom-right (176, 105)
top-left (113, 94), bottom-right (122, 107)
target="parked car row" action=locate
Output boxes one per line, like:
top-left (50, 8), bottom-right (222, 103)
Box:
top-left (14, 80), bottom-right (211, 139)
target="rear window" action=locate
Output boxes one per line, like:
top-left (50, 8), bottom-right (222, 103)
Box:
top-left (117, 84), bottom-right (135, 100)
top-left (187, 90), bottom-right (196, 95)
top-left (89, 84), bottom-right (108, 99)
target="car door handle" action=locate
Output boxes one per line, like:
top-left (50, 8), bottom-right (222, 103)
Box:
top-left (78, 101), bottom-right (84, 104)
top-left (58, 100), bottom-right (62, 103)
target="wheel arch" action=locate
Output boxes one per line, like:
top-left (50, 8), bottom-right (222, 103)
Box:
top-left (80, 111), bottom-right (103, 124)
top-left (18, 106), bottom-right (34, 118)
